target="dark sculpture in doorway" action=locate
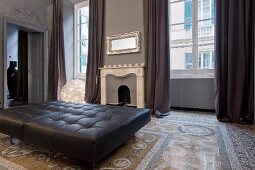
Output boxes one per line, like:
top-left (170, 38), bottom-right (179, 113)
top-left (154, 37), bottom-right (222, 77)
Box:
top-left (7, 60), bottom-right (18, 99)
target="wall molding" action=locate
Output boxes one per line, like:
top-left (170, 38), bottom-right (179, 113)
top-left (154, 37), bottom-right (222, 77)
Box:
top-left (5, 8), bottom-right (46, 30)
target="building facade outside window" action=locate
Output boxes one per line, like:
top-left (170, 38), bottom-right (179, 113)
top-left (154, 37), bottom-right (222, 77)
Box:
top-left (74, 1), bottom-right (89, 79)
top-left (170, 0), bottom-right (215, 78)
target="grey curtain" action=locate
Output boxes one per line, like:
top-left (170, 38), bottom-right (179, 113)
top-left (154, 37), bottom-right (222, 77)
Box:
top-left (143, 0), bottom-right (171, 117)
top-left (48, 0), bottom-right (66, 101)
top-left (215, 0), bottom-right (254, 123)
top-left (85, 0), bottom-right (104, 103)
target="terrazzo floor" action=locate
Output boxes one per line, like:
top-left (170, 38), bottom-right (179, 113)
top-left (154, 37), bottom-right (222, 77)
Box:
top-left (166, 111), bottom-right (255, 170)
top-left (0, 110), bottom-right (254, 170)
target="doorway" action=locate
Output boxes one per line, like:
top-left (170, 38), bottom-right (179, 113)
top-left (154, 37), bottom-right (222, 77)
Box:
top-left (4, 21), bottom-right (46, 108)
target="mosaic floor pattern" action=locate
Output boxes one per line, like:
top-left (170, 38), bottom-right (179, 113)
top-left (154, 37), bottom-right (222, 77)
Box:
top-left (0, 111), bottom-right (254, 170)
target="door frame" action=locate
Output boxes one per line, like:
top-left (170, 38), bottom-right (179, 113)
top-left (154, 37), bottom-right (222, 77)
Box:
top-left (3, 17), bottom-right (48, 109)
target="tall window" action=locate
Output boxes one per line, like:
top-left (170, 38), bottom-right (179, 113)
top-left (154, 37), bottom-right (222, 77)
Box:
top-left (74, 1), bottom-right (89, 78)
top-left (169, 0), bottom-right (215, 78)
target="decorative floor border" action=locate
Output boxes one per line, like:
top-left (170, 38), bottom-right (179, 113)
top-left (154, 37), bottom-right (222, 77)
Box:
top-left (0, 157), bottom-right (26, 170)
top-left (136, 130), bottom-right (168, 170)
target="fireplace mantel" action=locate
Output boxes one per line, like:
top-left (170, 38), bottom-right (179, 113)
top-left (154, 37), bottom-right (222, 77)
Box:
top-left (99, 63), bottom-right (145, 108)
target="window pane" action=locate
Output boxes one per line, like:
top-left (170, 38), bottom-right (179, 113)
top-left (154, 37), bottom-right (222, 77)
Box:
top-left (170, 23), bottom-right (192, 47)
top-left (81, 40), bottom-right (88, 56)
top-left (198, 0), bottom-right (214, 20)
top-left (79, 6), bottom-right (89, 24)
top-left (77, 23), bottom-right (89, 41)
top-left (170, 1), bottom-right (193, 71)
top-left (77, 40), bottom-right (88, 74)
top-left (75, 4), bottom-right (89, 77)
top-left (80, 40), bottom-right (88, 57)
top-left (170, 46), bottom-right (192, 70)
top-left (170, 1), bottom-right (189, 24)
top-left (169, 0), bottom-right (215, 73)
top-left (79, 56), bottom-right (87, 74)
top-left (198, 19), bottom-right (214, 43)
top-left (81, 23), bottom-right (89, 40)
top-left (203, 52), bottom-right (210, 68)
top-left (197, 44), bottom-right (214, 69)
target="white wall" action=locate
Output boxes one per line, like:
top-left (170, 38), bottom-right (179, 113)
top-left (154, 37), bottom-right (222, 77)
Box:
top-left (7, 24), bottom-right (19, 67)
top-left (0, 0), bottom-right (52, 108)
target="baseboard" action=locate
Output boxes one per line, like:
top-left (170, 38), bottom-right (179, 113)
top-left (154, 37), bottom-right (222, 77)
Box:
top-left (170, 106), bottom-right (215, 113)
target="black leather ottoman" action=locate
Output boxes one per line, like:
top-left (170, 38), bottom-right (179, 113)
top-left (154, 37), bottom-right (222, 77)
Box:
top-left (0, 101), bottom-right (151, 164)
top-left (0, 104), bottom-right (56, 139)
top-left (0, 110), bottom-right (29, 139)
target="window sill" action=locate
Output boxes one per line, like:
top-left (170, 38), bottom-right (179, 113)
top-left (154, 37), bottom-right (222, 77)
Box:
top-left (170, 73), bottom-right (214, 79)
top-left (74, 74), bottom-right (86, 80)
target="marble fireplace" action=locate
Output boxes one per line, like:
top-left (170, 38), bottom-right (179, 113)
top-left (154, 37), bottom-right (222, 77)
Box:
top-left (100, 63), bottom-right (145, 108)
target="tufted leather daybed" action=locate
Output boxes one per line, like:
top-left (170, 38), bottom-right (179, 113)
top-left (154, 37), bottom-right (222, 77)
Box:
top-left (0, 101), bottom-right (151, 164)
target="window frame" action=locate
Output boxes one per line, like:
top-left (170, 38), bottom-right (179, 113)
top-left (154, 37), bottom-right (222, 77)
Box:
top-left (169, 0), bottom-right (215, 79)
top-left (74, 1), bottom-right (89, 79)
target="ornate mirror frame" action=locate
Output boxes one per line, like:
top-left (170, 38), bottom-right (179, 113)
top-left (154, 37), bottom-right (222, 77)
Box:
top-left (106, 31), bottom-right (141, 55)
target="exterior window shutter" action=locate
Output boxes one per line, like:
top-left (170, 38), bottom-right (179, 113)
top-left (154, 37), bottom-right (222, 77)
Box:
top-left (185, 53), bottom-right (192, 69)
top-left (184, 0), bottom-right (192, 30)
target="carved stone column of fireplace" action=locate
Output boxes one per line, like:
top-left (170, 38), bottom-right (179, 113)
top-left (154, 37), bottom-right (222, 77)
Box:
top-left (100, 63), bottom-right (145, 108)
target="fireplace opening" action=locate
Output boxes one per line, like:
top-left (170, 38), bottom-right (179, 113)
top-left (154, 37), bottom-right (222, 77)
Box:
top-left (118, 85), bottom-right (131, 105)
